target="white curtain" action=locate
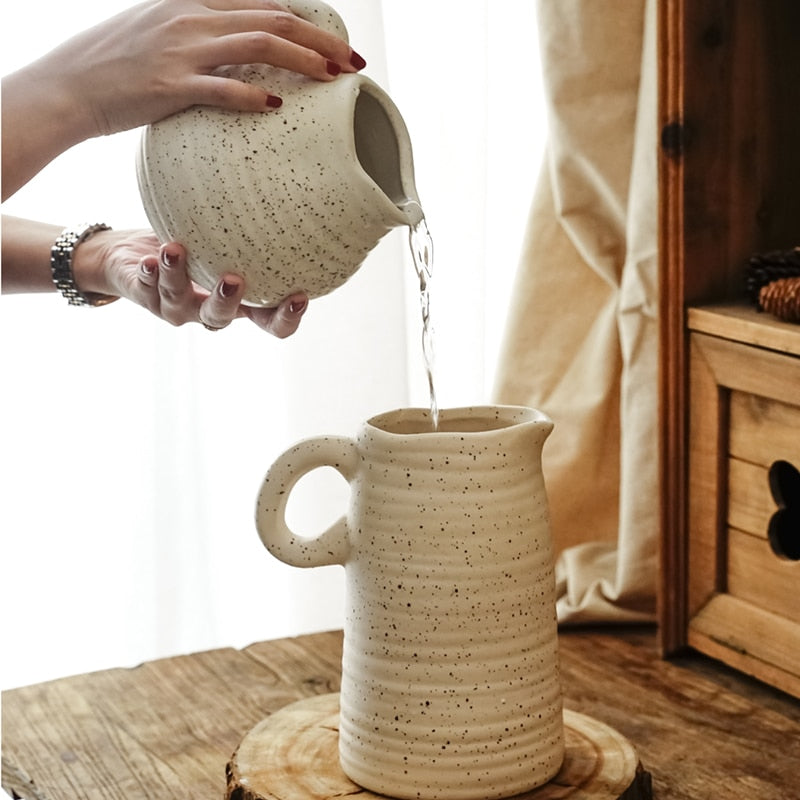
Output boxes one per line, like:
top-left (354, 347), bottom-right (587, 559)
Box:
top-left (0, 0), bottom-right (545, 688)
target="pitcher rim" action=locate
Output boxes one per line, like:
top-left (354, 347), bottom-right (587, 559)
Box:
top-left (366, 405), bottom-right (552, 437)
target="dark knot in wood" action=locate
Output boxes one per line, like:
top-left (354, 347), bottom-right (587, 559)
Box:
top-left (661, 120), bottom-right (689, 160)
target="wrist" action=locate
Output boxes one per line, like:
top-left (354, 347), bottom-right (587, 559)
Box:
top-left (53, 224), bottom-right (119, 307)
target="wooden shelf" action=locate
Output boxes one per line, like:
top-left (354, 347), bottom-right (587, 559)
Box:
top-left (688, 303), bottom-right (800, 356)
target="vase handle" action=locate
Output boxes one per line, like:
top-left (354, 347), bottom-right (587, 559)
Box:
top-left (255, 436), bottom-right (357, 568)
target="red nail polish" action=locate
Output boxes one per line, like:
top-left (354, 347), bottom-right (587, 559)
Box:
top-left (161, 249), bottom-right (179, 268)
top-left (326, 60), bottom-right (342, 77)
top-left (266, 94), bottom-right (283, 109)
top-left (350, 50), bottom-right (367, 70)
top-left (220, 279), bottom-right (240, 299)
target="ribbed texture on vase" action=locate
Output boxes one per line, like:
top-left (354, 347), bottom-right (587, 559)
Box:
top-left (338, 413), bottom-right (563, 799)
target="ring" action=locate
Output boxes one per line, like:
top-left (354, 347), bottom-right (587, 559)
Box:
top-left (201, 321), bottom-right (225, 332)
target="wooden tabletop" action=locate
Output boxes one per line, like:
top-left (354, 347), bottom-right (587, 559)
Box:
top-left (3, 627), bottom-right (799, 800)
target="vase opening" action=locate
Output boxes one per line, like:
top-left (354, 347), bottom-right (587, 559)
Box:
top-left (353, 88), bottom-right (421, 224)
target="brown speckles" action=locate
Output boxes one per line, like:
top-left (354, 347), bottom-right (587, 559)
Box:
top-left (257, 404), bottom-right (562, 798)
top-left (136, 12), bottom-right (420, 307)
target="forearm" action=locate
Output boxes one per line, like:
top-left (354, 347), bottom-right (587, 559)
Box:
top-left (1, 216), bottom-right (63, 293)
top-left (1, 216), bottom-right (115, 297)
top-left (1, 68), bottom-right (94, 201)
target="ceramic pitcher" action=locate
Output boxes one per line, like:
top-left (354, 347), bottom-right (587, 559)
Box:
top-left (136, 0), bottom-right (423, 307)
top-left (256, 406), bottom-right (564, 800)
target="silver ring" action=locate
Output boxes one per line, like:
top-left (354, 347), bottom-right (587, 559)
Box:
top-left (201, 321), bottom-right (225, 332)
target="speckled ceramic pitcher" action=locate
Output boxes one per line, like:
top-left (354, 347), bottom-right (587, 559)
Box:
top-left (256, 406), bottom-right (564, 800)
top-left (136, 0), bottom-right (422, 307)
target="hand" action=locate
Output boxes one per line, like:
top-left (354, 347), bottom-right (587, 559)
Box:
top-left (80, 229), bottom-right (308, 337)
top-left (37, 0), bottom-right (365, 136)
top-left (2, 0), bottom-right (366, 199)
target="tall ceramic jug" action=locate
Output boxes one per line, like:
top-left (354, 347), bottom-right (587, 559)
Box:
top-left (136, 0), bottom-right (423, 307)
top-left (256, 406), bottom-right (564, 800)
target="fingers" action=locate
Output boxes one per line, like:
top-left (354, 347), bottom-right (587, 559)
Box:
top-left (138, 255), bottom-right (160, 289)
top-left (134, 253), bottom-right (168, 315)
top-left (132, 239), bottom-right (308, 337)
top-left (158, 244), bottom-right (245, 330)
top-left (183, 6), bottom-right (366, 112)
top-left (198, 274), bottom-right (245, 330)
top-left (156, 244), bottom-right (196, 321)
top-left (30, 0), bottom-right (366, 138)
top-left (206, 1), bottom-right (363, 69)
top-left (210, 11), bottom-right (366, 78)
top-left (208, 28), bottom-right (362, 82)
top-left (133, 243), bottom-right (195, 323)
top-left (189, 74), bottom-right (284, 113)
top-left (242, 292), bottom-right (308, 338)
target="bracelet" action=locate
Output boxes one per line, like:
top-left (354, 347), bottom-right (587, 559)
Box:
top-left (50, 223), bottom-right (119, 307)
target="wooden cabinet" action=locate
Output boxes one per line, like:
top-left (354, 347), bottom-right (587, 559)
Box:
top-left (658, 0), bottom-right (800, 696)
top-left (685, 306), bottom-right (800, 695)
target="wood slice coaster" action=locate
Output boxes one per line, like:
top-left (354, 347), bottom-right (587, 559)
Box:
top-left (226, 693), bottom-right (652, 800)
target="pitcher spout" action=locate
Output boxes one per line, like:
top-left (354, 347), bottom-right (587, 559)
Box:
top-left (399, 199), bottom-right (425, 227)
top-left (353, 83), bottom-right (422, 227)
top-left (527, 408), bottom-right (554, 436)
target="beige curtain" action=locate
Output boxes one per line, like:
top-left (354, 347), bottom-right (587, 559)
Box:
top-left (493, 0), bottom-right (658, 624)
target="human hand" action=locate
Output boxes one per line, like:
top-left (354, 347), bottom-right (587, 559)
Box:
top-left (2, 0), bottom-right (366, 199)
top-left (33, 0), bottom-right (366, 137)
top-left (77, 229), bottom-right (308, 337)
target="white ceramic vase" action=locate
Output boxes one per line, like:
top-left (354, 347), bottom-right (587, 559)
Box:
top-left (136, 0), bottom-right (422, 307)
top-left (256, 406), bottom-right (564, 800)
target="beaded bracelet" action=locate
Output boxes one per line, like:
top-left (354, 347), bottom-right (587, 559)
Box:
top-left (50, 223), bottom-right (119, 307)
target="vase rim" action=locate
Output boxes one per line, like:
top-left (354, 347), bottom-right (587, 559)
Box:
top-left (366, 405), bottom-right (552, 437)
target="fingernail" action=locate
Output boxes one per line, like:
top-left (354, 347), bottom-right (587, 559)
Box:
top-left (289, 298), bottom-right (307, 315)
top-left (220, 279), bottom-right (240, 299)
top-left (266, 94), bottom-right (283, 109)
top-left (350, 50), bottom-right (367, 70)
top-left (141, 258), bottom-right (157, 276)
top-left (326, 59), bottom-right (342, 77)
top-left (161, 249), bottom-right (179, 268)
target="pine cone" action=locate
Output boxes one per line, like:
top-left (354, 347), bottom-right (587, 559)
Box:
top-left (745, 247), bottom-right (800, 305)
top-left (759, 276), bottom-right (800, 323)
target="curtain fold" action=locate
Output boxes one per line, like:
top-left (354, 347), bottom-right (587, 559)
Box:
top-left (493, 0), bottom-right (658, 624)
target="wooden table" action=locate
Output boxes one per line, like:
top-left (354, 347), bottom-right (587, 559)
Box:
top-left (3, 627), bottom-right (799, 799)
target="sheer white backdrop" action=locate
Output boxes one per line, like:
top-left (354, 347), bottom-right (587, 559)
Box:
top-left (0, 0), bottom-right (544, 689)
